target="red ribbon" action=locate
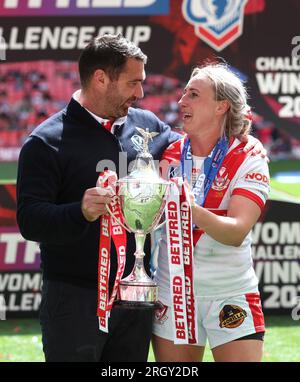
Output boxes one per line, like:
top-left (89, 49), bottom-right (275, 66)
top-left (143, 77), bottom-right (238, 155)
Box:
top-left (166, 179), bottom-right (198, 344)
top-left (97, 171), bottom-right (127, 332)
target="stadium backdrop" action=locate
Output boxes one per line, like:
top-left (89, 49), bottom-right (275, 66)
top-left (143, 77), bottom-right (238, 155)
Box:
top-left (0, 0), bottom-right (300, 318)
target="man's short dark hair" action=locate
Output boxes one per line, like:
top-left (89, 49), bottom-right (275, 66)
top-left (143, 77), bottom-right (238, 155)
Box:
top-left (78, 34), bottom-right (147, 88)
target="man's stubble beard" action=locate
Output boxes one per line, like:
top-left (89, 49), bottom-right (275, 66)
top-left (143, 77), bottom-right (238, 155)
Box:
top-left (105, 85), bottom-right (129, 119)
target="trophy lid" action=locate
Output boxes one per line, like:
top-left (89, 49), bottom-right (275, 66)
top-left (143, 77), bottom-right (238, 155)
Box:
top-left (124, 127), bottom-right (166, 183)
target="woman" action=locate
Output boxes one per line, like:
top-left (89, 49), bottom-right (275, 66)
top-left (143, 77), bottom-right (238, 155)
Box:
top-left (153, 64), bottom-right (270, 362)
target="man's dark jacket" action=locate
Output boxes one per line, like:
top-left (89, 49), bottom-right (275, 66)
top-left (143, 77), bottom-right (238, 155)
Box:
top-left (17, 98), bottom-right (179, 290)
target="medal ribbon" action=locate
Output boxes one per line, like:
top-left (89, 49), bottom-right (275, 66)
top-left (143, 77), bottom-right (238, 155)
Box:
top-left (97, 171), bottom-right (127, 332)
top-left (181, 136), bottom-right (229, 207)
top-left (165, 135), bottom-right (229, 343)
top-left (165, 179), bottom-right (197, 344)
top-left (180, 183), bottom-right (198, 344)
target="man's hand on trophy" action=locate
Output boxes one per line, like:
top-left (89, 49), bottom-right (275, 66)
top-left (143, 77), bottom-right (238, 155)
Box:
top-left (81, 170), bottom-right (117, 222)
top-left (81, 187), bottom-right (113, 222)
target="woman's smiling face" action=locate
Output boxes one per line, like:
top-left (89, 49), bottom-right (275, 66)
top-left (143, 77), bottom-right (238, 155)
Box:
top-left (178, 74), bottom-right (220, 136)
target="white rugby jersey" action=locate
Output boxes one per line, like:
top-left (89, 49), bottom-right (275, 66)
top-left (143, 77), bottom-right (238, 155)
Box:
top-left (155, 136), bottom-right (270, 302)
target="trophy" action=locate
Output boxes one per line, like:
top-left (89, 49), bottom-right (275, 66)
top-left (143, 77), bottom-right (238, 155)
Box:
top-left (106, 127), bottom-right (169, 308)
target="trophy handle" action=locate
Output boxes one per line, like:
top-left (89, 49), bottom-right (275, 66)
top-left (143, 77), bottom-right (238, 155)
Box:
top-left (105, 203), bottom-right (132, 233)
top-left (153, 219), bottom-right (166, 231)
top-left (152, 190), bottom-right (169, 232)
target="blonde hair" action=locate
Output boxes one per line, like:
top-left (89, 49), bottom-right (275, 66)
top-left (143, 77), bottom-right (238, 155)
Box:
top-left (191, 63), bottom-right (252, 138)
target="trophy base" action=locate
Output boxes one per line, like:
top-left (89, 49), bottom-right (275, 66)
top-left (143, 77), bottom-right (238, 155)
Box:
top-left (117, 281), bottom-right (161, 309)
top-left (114, 300), bottom-right (163, 310)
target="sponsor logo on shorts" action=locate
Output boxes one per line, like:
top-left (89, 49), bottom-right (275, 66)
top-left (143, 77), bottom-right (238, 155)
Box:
top-left (219, 304), bottom-right (247, 329)
top-left (155, 303), bottom-right (168, 324)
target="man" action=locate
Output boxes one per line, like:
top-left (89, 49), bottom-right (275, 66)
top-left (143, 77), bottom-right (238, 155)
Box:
top-left (17, 34), bottom-right (179, 362)
top-left (17, 34), bottom-right (264, 362)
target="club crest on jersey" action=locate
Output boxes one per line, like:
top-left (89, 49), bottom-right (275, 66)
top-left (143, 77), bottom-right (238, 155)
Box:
top-left (212, 166), bottom-right (230, 191)
top-left (182, 0), bottom-right (248, 51)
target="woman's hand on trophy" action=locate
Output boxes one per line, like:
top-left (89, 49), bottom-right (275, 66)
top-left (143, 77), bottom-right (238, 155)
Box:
top-left (81, 187), bottom-right (113, 222)
top-left (183, 179), bottom-right (196, 208)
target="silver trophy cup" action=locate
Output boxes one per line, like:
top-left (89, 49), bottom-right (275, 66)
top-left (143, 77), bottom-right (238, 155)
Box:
top-left (106, 128), bottom-right (169, 308)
